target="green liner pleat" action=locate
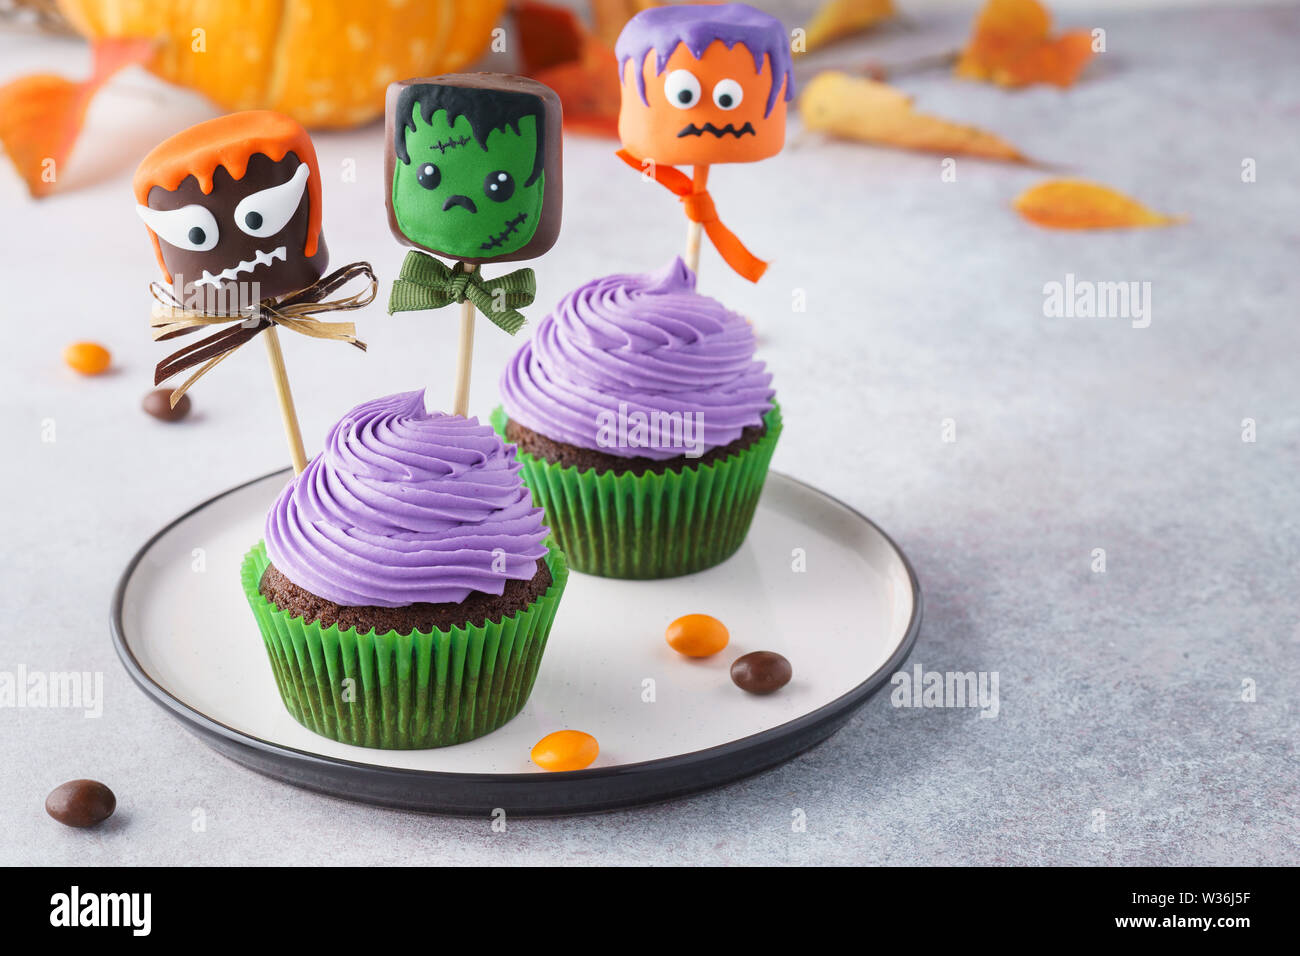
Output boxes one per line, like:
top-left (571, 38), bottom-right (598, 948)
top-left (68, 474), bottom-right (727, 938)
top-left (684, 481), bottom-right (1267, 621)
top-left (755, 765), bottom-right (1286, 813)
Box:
top-left (491, 404), bottom-right (782, 579)
top-left (240, 541), bottom-right (569, 749)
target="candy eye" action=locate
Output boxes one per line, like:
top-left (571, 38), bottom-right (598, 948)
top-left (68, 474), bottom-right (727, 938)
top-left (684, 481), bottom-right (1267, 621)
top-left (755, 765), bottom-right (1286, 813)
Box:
top-left (484, 170), bottom-right (514, 202)
top-left (136, 203), bottom-right (219, 251)
top-left (235, 162), bottom-right (310, 238)
top-left (712, 79), bottom-right (744, 110)
top-left (416, 163), bottom-right (441, 190)
top-left (664, 69), bottom-right (701, 109)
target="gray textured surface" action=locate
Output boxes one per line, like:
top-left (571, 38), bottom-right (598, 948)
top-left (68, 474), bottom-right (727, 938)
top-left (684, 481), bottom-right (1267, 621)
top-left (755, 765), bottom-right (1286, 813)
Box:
top-left (1, 3), bottom-right (1297, 865)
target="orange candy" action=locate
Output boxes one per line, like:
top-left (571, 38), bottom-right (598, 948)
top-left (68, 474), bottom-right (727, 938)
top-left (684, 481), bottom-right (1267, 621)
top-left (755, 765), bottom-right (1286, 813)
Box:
top-left (63, 342), bottom-right (111, 375)
top-left (665, 613), bottom-right (730, 658)
top-left (531, 730), bottom-right (599, 772)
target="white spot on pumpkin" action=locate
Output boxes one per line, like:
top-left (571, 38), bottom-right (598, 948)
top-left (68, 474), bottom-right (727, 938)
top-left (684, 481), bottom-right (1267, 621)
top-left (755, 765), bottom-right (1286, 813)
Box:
top-left (346, 25), bottom-right (370, 51)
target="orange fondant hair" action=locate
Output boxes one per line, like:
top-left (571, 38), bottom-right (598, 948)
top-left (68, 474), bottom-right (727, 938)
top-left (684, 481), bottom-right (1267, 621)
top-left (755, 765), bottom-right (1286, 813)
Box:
top-left (133, 110), bottom-right (323, 279)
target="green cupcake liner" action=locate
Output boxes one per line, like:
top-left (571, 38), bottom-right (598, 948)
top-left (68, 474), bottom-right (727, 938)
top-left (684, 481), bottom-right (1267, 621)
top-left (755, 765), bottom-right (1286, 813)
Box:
top-left (492, 404), bottom-right (782, 579)
top-left (240, 542), bottom-right (569, 749)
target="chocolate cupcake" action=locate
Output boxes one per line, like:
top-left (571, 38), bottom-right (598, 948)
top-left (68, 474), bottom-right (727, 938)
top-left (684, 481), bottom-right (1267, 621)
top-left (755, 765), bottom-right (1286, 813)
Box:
top-left (495, 257), bottom-right (780, 578)
top-left (242, 390), bottom-right (568, 749)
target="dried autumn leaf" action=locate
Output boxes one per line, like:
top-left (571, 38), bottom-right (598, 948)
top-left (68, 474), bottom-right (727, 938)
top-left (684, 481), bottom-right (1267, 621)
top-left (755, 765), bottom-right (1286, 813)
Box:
top-left (803, 0), bottom-right (895, 51)
top-left (956, 0), bottom-right (1094, 88)
top-left (800, 71), bottom-right (1027, 162)
top-left (516, 0), bottom-right (587, 73)
top-left (0, 75), bottom-right (86, 198)
top-left (533, 47), bottom-right (623, 138)
top-left (1014, 180), bottom-right (1183, 229)
top-left (517, 0), bottom-right (622, 137)
top-left (0, 37), bottom-right (153, 198)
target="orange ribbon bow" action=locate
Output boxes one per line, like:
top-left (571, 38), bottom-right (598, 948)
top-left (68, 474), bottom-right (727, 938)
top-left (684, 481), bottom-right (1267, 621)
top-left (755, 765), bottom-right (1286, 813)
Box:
top-left (616, 149), bottom-right (768, 283)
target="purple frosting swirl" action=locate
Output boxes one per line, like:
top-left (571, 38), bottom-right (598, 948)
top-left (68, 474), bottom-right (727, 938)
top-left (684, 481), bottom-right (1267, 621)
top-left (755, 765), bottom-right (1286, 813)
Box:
top-left (264, 391), bottom-right (548, 608)
top-left (500, 258), bottom-right (774, 460)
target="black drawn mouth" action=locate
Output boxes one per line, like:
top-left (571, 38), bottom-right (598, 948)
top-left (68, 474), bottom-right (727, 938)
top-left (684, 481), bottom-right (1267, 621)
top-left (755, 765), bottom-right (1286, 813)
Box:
top-left (677, 122), bottom-right (756, 139)
top-left (480, 212), bottom-right (527, 251)
top-left (443, 195), bottom-right (478, 213)
top-left (430, 135), bottom-right (472, 154)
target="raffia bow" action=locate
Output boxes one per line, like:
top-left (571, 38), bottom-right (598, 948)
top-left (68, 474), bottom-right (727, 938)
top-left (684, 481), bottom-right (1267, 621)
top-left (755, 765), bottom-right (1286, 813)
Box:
top-left (387, 250), bottom-right (535, 334)
top-left (149, 262), bottom-right (374, 407)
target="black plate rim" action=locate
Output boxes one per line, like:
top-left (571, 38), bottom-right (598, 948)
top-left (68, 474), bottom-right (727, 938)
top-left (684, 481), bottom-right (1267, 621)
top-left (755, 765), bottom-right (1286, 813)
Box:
top-left (110, 468), bottom-right (922, 816)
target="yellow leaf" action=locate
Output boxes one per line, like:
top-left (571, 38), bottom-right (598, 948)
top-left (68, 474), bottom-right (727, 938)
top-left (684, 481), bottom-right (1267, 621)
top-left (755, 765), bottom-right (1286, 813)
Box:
top-left (799, 71), bottom-right (1027, 162)
top-left (803, 0), bottom-right (895, 51)
top-left (1014, 180), bottom-right (1183, 229)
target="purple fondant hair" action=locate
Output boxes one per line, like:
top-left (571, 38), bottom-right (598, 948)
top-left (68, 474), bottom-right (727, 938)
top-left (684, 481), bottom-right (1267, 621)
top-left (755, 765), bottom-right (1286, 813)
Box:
top-left (615, 3), bottom-right (794, 117)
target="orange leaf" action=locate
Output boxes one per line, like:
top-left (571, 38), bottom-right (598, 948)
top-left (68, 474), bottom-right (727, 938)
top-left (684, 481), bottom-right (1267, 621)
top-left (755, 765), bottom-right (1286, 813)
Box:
top-left (0, 37), bottom-right (153, 198)
top-left (517, 0), bottom-right (622, 138)
top-left (956, 0), bottom-right (1094, 88)
top-left (802, 0), bottom-right (896, 52)
top-left (516, 0), bottom-right (587, 73)
top-left (534, 46), bottom-right (623, 138)
top-left (1014, 180), bottom-right (1183, 229)
top-left (800, 71), bottom-right (1028, 162)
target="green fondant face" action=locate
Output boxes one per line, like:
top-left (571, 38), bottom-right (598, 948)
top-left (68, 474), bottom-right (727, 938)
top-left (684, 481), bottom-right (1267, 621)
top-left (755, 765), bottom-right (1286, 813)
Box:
top-left (392, 105), bottom-right (544, 259)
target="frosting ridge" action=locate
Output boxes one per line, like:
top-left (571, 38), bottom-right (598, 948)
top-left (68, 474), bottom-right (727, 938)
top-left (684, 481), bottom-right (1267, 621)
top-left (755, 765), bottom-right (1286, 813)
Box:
top-left (500, 257), bottom-right (773, 459)
top-left (265, 390), bottom-right (548, 608)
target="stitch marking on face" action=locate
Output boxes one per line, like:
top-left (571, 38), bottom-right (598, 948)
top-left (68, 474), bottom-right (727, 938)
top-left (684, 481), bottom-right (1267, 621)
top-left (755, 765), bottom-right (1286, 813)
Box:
top-left (431, 135), bottom-right (472, 154)
top-left (480, 212), bottom-right (528, 251)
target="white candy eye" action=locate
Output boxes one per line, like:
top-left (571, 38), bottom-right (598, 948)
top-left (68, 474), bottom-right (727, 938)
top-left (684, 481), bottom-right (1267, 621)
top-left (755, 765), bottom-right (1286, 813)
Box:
top-left (136, 203), bottom-right (219, 251)
top-left (664, 69), bottom-right (701, 109)
top-left (235, 162), bottom-right (310, 238)
top-left (712, 79), bottom-right (743, 110)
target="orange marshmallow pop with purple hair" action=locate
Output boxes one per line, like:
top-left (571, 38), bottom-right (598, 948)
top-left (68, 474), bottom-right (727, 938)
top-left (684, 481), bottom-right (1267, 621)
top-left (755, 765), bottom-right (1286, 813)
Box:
top-left (615, 3), bottom-right (793, 283)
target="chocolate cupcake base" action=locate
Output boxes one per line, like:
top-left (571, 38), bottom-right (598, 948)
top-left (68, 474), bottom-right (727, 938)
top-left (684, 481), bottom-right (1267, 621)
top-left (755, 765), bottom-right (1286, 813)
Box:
top-left (492, 404), bottom-right (782, 579)
top-left (259, 560), bottom-right (553, 633)
top-left (242, 541), bottom-right (569, 750)
top-left (504, 419), bottom-right (769, 476)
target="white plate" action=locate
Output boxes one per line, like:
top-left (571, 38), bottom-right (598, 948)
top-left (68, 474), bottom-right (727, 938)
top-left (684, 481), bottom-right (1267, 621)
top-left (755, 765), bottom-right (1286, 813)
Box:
top-left (112, 471), bottom-right (920, 815)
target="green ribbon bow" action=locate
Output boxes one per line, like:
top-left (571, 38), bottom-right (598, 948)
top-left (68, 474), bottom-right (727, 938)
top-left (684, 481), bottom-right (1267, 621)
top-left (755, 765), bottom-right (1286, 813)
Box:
top-left (387, 251), bottom-right (535, 334)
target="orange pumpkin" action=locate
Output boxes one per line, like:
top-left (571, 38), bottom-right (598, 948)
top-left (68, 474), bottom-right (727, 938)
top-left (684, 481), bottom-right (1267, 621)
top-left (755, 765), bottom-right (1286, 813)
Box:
top-left (0, 1), bottom-right (507, 196)
top-left (57, 0), bottom-right (509, 128)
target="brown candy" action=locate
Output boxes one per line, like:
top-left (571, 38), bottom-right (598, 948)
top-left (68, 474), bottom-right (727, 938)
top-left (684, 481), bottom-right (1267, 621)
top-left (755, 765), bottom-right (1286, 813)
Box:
top-left (730, 651), bottom-right (792, 695)
top-left (45, 779), bottom-right (116, 828)
top-left (142, 388), bottom-right (192, 422)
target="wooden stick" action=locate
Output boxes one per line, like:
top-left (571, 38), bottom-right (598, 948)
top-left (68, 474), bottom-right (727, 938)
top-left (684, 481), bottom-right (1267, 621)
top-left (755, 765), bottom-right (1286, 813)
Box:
top-left (261, 325), bottom-right (308, 474)
top-left (684, 164), bottom-right (709, 275)
top-left (451, 262), bottom-right (477, 418)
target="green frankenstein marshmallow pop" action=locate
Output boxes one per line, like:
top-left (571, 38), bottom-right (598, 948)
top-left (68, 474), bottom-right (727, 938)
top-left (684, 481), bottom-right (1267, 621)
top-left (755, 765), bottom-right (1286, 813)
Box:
top-left (385, 74), bottom-right (563, 417)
